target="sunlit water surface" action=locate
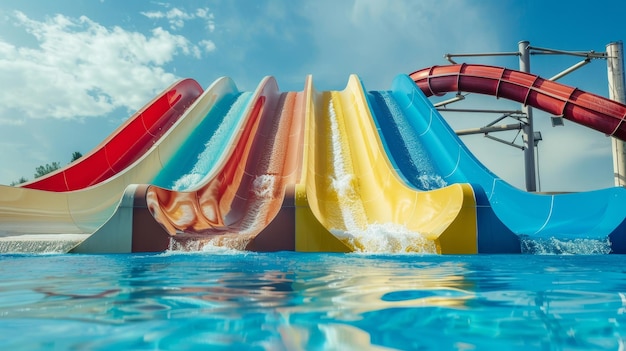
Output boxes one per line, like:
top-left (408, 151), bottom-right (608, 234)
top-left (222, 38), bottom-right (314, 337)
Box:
top-left (1, 251), bottom-right (626, 350)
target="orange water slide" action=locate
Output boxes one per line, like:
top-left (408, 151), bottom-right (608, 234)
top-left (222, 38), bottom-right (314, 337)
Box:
top-left (128, 77), bottom-right (305, 252)
top-left (20, 79), bottom-right (203, 191)
top-left (410, 64), bottom-right (626, 140)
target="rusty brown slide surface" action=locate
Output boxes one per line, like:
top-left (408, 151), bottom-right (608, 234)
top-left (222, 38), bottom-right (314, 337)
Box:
top-left (410, 64), bottom-right (626, 141)
top-left (133, 77), bottom-right (305, 252)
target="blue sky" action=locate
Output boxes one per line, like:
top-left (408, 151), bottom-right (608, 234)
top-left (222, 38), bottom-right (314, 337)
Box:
top-left (0, 0), bottom-right (624, 192)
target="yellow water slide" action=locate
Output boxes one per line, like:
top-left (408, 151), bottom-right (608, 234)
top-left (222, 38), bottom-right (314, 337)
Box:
top-left (295, 75), bottom-right (477, 254)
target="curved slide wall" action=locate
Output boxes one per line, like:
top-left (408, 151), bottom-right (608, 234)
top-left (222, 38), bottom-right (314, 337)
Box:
top-left (74, 74), bottom-right (479, 254)
top-left (151, 91), bottom-right (254, 191)
top-left (294, 75), bottom-right (477, 254)
top-left (376, 74), bottom-right (626, 253)
top-left (81, 76), bottom-right (306, 253)
top-left (20, 79), bottom-right (204, 191)
top-left (0, 77), bottom-right (250, 252)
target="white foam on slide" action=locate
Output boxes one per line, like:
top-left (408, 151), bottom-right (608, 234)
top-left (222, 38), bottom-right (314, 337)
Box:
top-left (326, 96), bottom-right (435, 253)
top-left (172, 92), bottom-right (253, 191)
top-left (0, 234), bottom-right (89, 253)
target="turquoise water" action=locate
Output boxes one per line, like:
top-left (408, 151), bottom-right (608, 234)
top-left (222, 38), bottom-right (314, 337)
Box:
top-left (1, 251), bottom-right (626, 350)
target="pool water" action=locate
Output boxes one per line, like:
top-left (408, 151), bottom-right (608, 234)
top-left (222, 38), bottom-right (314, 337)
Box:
top-left (1, 251), bottom-right (626, 350)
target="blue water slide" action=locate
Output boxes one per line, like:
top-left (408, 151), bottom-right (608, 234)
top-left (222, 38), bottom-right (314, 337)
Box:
top-left (367, 74), bottom-right (626, 253)
top-left (152, 92), bottom-right (253, 190)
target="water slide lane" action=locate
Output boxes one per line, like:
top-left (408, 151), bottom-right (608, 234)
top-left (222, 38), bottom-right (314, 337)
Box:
top-left (0, 77), bottom-right (246, 253)
top-left (295, 75), bottom-right (477, 254)
top-left (150, 91), bottom-right (253, 190)
top-left (20, 79), bottom-right (204, 191)
top-left (367, 83), bottom-right (521, 253)
top-left (123, 77), bottom-right (304, 252)
top-left (388, 74), bottom-right (626, 253)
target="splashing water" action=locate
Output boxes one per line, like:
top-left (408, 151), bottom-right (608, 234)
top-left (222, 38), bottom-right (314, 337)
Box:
top-left (200, 237), bottom-right (252, 252)
top-left (333, 223), bottom-right (437, 254)
top-left (520, 236), bottom-right (612, 255)
top-left (326, 96), bottom-right (434, 253)
top-left (0, 235), bottom-right (88, 254)
top-left (161, 241), bottom-right (246, 256)
top-left (169, 235), bottom-right (253, 252)
top-left (327, 97), bottom-right (363, 231)
top-left (235, 174), bottom-right (280, 236)
top-left (378, 91), bottom-right (447, 191)
top-left (252, 174), bottom-right (277, 198)
top-left (416, 174), bottom-right (448, 190)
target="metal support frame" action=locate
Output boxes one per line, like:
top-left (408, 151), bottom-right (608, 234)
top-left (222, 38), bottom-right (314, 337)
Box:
top-left (440, 41), bottom-right (609, 192)
top-left (518, 41), bottom-right (537, 191)
top-left (456, 123), bottom-right (523, 137)
top-left (549, 59), bottom-right (591, 81)
top-left (607, 41), bottom-right (626, 187)
top-left (433, 94), bottom-right (465, 108)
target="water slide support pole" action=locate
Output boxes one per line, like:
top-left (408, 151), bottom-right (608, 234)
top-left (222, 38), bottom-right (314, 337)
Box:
top-left (518, 40), bottom-right (537, 192)
top-left (607, 41), bottom-right (626, 187)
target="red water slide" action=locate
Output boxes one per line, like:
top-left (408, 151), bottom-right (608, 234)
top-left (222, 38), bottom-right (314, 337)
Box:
top-left (21, 79), bottom-right (204, 191)
top-left (410, 64), bottom-right (626, 141)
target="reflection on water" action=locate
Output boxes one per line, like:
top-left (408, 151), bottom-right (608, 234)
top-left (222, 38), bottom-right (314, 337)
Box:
top-left (1, 252), bottom-right (626, 350)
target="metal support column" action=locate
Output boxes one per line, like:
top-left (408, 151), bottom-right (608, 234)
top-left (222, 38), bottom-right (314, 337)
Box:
top-left (518, 41), bottom-right (537, 191)
top-left (607, 41), bottom-right (626, 187)
top-left (443, 41), bottom-right (607, 191)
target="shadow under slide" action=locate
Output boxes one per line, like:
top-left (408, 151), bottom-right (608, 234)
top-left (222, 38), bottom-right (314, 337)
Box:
top-left (92, 76), bottom-right (306, 253)
top-left (371, 73), bottom-right (626, 253)
top-left (295, 75), bottom-right (477, 254)
top-left (0, 77), bottom-right (252, 253)
top-left (20, 79), bottom-right (203, 191)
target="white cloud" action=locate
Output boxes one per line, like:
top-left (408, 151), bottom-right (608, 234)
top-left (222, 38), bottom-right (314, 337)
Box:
top-left (141, 6), bottom-right (215, 32)
top-left (195, 8), bottom-right (215, 33)
top-left (199, 39), bottom-right (216, 53)
top-left (142, 8), bottom-right (191, 29)
top-left (0, 11), bottom-right (202, 122)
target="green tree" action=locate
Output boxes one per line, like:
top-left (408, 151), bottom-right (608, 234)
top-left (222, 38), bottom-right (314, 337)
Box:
top-left (10, 177), bottom-right (28, 186)
top-left (34, 162), bottom-right (61, 179)
top-left (9, 151), bottom-right (83, 184)
top-left (70, 151), bottom-right (82, 162)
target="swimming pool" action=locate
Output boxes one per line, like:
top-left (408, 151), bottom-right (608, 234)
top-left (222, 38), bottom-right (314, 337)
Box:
top-left (1, 251), bottom-right (625, 350)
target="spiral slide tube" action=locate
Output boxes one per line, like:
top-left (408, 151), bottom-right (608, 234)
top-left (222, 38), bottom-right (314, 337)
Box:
top-left (410, 64), bottom-right (626, 141)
